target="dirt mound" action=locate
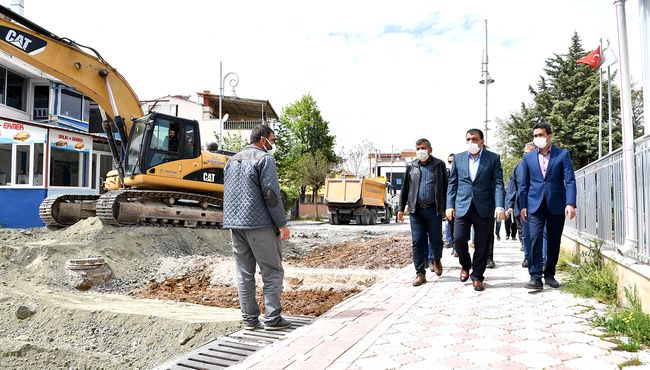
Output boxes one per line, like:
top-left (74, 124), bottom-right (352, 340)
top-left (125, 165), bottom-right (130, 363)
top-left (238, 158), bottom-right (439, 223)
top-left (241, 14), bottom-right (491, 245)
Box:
top-left (136, 273), bottom-right (359, 317)
top-left (287, 234), bottom-right (412, 269)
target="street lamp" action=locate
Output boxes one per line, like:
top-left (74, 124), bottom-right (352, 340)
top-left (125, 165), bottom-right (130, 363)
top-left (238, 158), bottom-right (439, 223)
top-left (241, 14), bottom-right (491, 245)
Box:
top-left (479, 19), bottom-right (494, 145)
top-left (219, 61), bottom-right (239, 149)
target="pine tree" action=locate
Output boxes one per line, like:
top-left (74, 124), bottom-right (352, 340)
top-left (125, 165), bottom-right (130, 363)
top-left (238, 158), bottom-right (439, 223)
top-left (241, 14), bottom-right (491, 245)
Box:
top-left (496, 32), bottom-right (647, 170)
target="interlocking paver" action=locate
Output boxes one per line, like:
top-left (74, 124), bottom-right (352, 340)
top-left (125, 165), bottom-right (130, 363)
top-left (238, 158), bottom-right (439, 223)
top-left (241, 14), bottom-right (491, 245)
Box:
top-left (233, 239), bottom-right (650, 370)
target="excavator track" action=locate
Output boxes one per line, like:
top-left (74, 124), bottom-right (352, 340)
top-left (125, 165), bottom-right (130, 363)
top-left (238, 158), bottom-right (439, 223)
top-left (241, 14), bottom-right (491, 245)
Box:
top-left (39, 194), bottom-right (100, 227)
top-left (96, 190), bottom-right (223, 228)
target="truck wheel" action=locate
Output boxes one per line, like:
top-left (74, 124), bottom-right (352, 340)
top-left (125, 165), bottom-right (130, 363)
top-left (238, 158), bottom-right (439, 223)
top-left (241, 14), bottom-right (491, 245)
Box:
top-left (356, 215), bottom-right (363, 225)
top-left (361, 209), bottom-right (370, 225)
top-left (328, 213), bottom-right (338, 225)
top-left (369, 209), bottom-right (377, 225)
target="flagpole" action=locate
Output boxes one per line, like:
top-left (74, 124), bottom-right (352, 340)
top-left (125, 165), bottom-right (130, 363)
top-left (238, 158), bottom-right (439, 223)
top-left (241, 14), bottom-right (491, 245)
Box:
top-left (598, 38), bottom-right (603, 159)
top-left (608, 64), bottom-right (613, 153)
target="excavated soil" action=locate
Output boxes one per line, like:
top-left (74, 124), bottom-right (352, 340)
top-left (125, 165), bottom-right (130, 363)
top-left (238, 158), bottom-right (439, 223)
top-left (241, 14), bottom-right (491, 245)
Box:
top-left (0, 218), bottom-right (411, 369)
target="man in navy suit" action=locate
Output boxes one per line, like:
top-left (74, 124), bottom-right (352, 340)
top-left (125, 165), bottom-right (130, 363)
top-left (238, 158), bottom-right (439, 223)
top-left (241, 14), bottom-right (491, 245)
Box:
top-left (446, 129), bottom-right (505, 291)
top-left (506, 142), bottom-right (535, 267)
top-left (520, 122), bottom-right (576, 290)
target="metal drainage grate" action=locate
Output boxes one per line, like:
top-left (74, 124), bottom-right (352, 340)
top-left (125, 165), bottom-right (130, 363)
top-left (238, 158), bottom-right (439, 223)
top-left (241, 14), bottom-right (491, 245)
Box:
top-left (154, 316), bottom-right (315, 370)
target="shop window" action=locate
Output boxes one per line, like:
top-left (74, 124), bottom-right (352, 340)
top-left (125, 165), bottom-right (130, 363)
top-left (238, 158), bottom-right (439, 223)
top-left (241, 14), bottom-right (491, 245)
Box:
top-left (50, 149), bottom-right (81, 186)
top-left (16, 145), bottom-right (30, 185)
top-left (33, 144), bottom-right (44, 186)
top-left (0, 143), bottom-right (11, 185)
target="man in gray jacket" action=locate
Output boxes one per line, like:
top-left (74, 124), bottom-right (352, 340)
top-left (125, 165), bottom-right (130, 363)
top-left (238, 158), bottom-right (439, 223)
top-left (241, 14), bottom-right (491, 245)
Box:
top-left (223, 124), bottom-right (291, 331)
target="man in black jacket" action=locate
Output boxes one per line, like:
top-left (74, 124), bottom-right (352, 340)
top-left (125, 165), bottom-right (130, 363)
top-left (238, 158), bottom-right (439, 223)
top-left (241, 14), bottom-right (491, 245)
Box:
top-left (397, 138), bottom-right (448, 286)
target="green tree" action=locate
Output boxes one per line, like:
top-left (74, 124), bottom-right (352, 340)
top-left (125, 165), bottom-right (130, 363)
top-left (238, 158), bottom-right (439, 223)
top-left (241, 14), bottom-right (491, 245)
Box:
top-left (275, 94), bottom-right (338, 198)
top-left (215, 131), bottom-right (248, 153)
top-left (287, 150), bottom-right (334, 218)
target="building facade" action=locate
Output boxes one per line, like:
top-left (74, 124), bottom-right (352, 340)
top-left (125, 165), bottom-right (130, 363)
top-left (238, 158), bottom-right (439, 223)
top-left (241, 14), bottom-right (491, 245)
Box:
top-left (0, 55), bottom-right (115, 228)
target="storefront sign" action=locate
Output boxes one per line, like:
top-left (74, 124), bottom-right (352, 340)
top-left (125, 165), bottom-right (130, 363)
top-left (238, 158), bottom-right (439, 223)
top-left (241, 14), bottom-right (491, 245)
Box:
top-left (0, 120), bottom-right (47, 144)
top-left (49, 129), bottom-right (91, 153)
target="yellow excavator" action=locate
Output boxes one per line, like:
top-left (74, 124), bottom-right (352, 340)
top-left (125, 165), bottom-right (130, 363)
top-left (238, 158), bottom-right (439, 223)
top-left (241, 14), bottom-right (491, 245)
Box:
top-left (0, 6), bottom-right (231, 227)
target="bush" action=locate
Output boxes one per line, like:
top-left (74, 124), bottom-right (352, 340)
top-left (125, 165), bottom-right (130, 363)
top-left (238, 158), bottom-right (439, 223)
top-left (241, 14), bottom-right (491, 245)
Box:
top-left (594, 287), bottom-right (650, 351)
top-left (280, 186), bottom-right (300, 214)
top-left (562, 241), bottom-right (618, 305)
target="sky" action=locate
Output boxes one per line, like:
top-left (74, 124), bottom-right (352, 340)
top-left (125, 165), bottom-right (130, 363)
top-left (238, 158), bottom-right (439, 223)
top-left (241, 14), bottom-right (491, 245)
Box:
top-left (7, 0), bottom-right (645, 160)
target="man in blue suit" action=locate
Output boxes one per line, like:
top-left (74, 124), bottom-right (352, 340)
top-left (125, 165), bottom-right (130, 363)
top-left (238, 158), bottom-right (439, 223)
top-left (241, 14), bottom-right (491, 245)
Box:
top-left (520, 122), bottom-right (576, 290)
top-left (446, 129), bottom-right (505, 291)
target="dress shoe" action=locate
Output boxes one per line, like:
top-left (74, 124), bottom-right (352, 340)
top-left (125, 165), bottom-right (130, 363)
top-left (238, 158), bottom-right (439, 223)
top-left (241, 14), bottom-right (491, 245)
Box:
top-left (496, 235), bottom-right (501, 241)
top-left (505, 235), bottom-right (510, 240)
top-left (431, 259), bottom-right (442, 276)
top-left (473, 280), bottom-right (485, 291)
top-left (545, 276), bottom-right (561, 288)
top-left (413, 273), bottom-right (426, 286)
top-left (460, 269), bottom-right (469, 282)
top-left (486, 259), bottom-right (496, 269)
top-left (525, 279), bottom-right (543, 290)
top-left (521, 258), bottom-right (528, 268)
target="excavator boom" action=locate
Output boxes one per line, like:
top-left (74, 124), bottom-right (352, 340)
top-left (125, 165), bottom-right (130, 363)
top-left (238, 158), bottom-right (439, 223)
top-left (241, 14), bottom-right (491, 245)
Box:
top-left (0, 5), bottom-right (143, 132)
top-left (0, 6), bottom-right (231, 229)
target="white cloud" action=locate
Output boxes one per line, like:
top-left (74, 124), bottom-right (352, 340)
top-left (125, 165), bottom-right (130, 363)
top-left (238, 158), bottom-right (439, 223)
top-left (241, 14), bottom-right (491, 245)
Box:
top-left (15, 0), bottom-right (644, 159)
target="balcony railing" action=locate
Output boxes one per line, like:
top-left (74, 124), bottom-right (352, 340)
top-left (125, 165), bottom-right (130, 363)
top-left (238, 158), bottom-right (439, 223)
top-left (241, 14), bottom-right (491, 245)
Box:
top-left (33, 107), bottom-right (48, 120)
top-left (564, 134), bottom-right (650, 263)
top-left (224, 120), bottom-right (263, 131)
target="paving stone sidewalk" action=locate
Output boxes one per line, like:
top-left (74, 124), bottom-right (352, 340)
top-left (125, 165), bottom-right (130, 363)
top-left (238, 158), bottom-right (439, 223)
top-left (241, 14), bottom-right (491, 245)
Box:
top-left (234, 238), bottom-right (650, 370)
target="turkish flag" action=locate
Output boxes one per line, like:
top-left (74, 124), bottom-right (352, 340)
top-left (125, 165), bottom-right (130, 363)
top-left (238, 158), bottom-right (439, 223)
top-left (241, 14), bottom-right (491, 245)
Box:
top-left (576, 46), bottom-right (601, 69)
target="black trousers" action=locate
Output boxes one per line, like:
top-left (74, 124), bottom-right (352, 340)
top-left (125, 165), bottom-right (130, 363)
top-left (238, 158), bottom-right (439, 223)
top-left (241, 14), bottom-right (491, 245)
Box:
top-left (454, 203), bottom-right (493, 282)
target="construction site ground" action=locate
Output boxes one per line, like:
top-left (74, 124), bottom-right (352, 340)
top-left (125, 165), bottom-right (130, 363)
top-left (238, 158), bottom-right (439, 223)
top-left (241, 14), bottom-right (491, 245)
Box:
top-left (0, 217), bottom-right (411, 369)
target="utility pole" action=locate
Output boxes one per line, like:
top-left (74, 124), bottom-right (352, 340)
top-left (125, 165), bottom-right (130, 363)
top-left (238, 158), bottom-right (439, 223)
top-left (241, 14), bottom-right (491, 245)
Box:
top-left (479, 19), bottom-right (495, 145)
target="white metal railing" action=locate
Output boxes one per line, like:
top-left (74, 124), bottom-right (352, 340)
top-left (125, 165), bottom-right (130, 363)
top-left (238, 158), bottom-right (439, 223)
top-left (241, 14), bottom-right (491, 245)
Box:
top-left (224, 120), bottom-right (263, 131)
top-left (33, 107), bottom-right (48, 120)
top-left (565, 134), bottom-right (650, 263)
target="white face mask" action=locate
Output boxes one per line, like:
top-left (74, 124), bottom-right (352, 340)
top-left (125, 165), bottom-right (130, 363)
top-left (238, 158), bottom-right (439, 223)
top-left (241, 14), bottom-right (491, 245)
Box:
top-left (533, 137), bottom-right (547, 149)
top-left (264, 137), bottom-right (276, 156)
top-left (416, 149), bottom-right (429, 162)
top-left (467, 142), bottom-right (480, 155)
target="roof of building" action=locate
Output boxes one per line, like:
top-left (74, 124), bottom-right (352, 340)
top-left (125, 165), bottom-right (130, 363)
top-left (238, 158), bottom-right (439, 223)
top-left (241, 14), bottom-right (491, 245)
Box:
top-left (197, 92), bottom-right (279, 120)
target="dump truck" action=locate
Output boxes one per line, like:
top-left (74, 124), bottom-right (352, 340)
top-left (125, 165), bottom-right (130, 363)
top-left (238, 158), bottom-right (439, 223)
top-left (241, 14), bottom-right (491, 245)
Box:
top-left (324, 177), bottom-right (392, 225)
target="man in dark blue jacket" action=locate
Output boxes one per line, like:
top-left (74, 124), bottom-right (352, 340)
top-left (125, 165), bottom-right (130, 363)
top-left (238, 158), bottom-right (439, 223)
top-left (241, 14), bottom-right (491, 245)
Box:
top-left (506, 142), bottom-right (535, 267)
top-left (398, 138), bottom-right (448, 287)
top-left (446, 129), bottom-right (505, 291)
top-left (520, 122), bottom-right (577, 290)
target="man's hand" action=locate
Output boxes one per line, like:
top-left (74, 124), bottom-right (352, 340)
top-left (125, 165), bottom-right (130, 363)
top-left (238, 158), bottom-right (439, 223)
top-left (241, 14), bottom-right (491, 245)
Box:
top-left (565, 205), bottom-right (576, 220)
top-left (278, 226), bottom-right (290, 240)
top-left (495, 208), bottom-right (506, 222)
top-left (445, 208), bottom-right (455, 221)
top-left (505, 208), bottom-right (513, 218)
top-left (521, 208), bottom-right (527, 223)
top-left (397, 211), bottom-right (404, 223)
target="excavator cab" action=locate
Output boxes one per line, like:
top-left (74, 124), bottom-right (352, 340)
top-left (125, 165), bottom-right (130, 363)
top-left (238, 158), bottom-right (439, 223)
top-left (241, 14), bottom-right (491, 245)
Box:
top-left (125, 112), bottom-right (200, 177)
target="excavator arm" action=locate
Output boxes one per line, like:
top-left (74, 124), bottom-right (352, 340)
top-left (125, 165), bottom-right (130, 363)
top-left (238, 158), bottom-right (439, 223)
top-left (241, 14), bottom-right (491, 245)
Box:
top-left (0, 5), bottom-right (144, 182)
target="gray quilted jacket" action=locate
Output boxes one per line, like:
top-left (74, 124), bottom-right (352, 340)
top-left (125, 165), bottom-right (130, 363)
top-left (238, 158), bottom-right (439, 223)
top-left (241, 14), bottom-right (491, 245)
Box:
top-left (223, 144), bottom-right (287, 230)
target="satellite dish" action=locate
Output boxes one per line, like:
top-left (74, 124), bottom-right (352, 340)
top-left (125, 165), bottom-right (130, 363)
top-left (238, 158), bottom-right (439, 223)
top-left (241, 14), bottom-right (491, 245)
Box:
top-left (222, 113), bottom-right (229, 122)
